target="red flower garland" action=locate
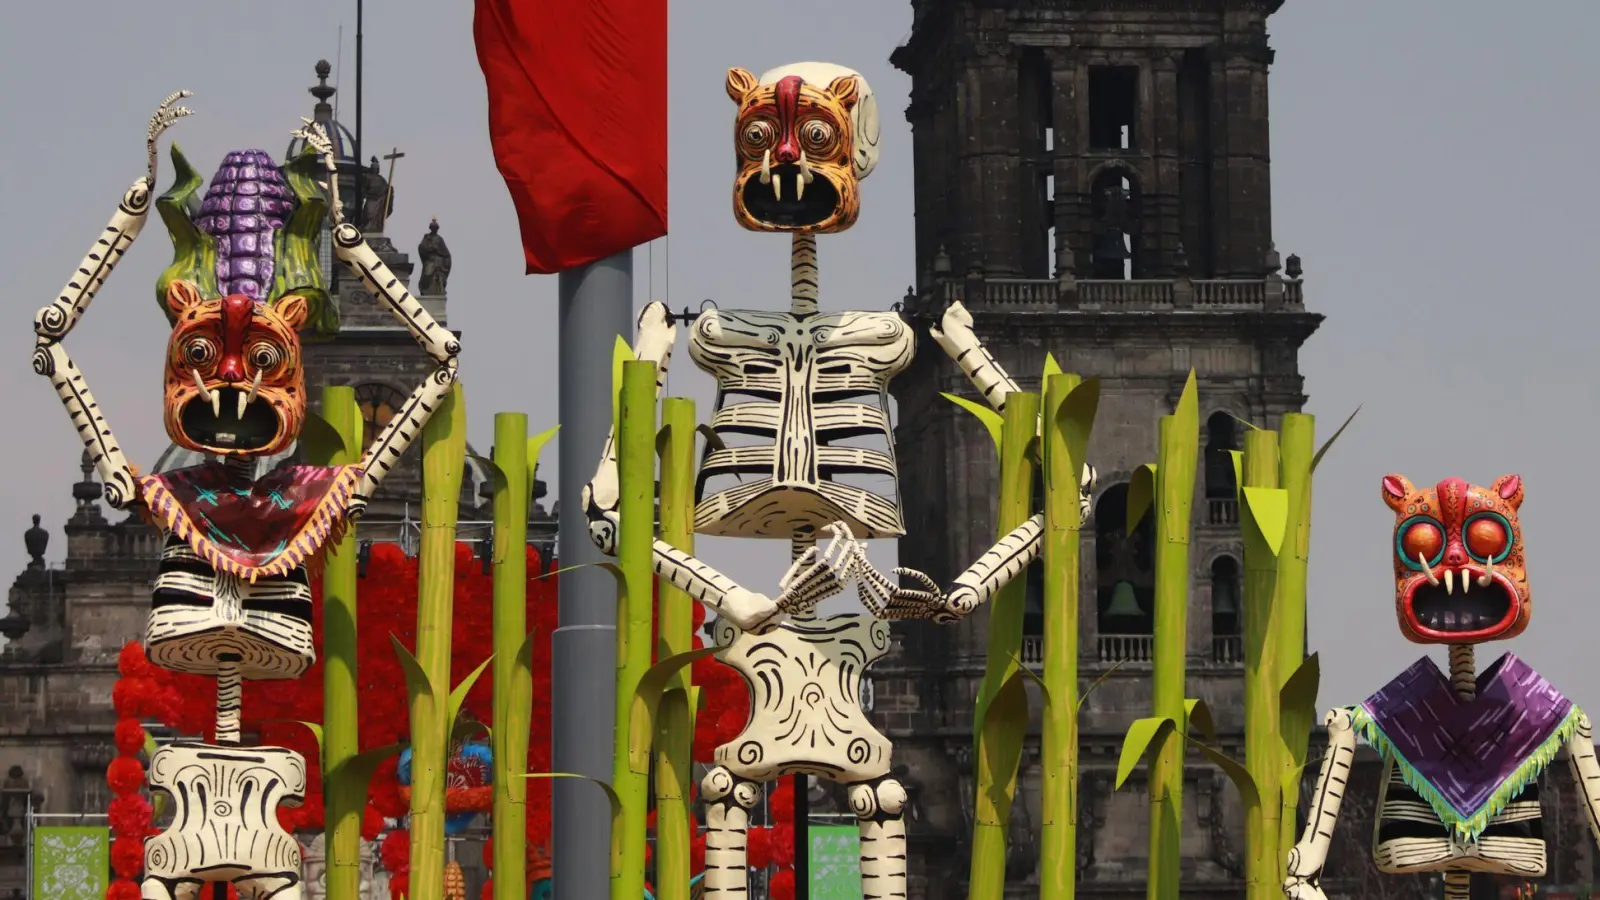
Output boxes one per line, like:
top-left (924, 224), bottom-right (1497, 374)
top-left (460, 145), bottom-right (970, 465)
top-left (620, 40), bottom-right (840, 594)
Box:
top-left (106, 643), bottom-right (159, 900)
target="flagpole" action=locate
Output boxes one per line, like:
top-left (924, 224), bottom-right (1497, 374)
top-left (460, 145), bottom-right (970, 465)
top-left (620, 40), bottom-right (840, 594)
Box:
top-left (352, 0), bottom-right (364, 223)
top-left (553, 250), bottom-right (631, 900)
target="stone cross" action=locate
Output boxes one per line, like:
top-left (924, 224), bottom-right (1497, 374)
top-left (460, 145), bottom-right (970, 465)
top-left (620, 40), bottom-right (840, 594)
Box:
top-left (378, 147), bottom-right (405, 232)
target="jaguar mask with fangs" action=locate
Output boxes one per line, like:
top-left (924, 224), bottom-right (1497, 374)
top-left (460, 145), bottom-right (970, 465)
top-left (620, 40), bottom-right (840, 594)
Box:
top-left (1383, 473), bottom-right (1529, 644)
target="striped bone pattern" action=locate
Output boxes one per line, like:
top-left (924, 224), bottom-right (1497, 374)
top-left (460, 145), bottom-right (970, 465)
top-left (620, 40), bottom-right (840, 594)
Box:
top-left (848, 777), bottom-right (909, 900)
top-left (710, 613), bottom-right (891, 784)
top-left (688, 306), bottom-right (913, 540)
top-left (930, 300), bottom-right (1021, 412)
top-left (146, 534), bottom-right (314, 681)
top-left (33, 341), bottom-right (137, 509)
top-left (142, 742), bottom-right (305, 900)
top-left (330, 222), bottom-right (460, 515)
top-left (789, 233), bottom-right (819, 315)
top-left (1564, 714), bottom-right (1600, 860)
top-left (698, 768), bottom-right (761, 900)
top-left (1284, 708), bottom-right (1359, 900)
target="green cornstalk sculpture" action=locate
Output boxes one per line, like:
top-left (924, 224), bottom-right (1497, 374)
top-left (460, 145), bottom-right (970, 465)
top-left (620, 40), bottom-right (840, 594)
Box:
top-left (311, 386), bottom-right (363, 900)
top-left (408, 382), bottom-right (467, 900)
top-left (654, 397), bottom-right (698, 900)
top-left (1273, 415), bottom-right (1317, 861)
top-left (613, 360), bottom-right (659, 900)
top-left (488, 413), bottom-right (530, 900)
top-left (1038, 373), bottom-right (1100, 900)
top-left (1240, 428), bottom-right (1285, 900)
top-left (968, 395), bottom-right (1040, 900)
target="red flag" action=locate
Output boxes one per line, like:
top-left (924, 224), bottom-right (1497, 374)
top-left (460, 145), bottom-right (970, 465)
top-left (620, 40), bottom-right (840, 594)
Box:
top-left (474, 0), bottom-right (667, 275)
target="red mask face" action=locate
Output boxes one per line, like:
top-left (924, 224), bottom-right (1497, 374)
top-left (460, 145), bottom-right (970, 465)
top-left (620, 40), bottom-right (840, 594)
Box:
top-left (1382, 473), bottom-right (1529, 644)
top-left (162, 280), bottom-right (308, 458)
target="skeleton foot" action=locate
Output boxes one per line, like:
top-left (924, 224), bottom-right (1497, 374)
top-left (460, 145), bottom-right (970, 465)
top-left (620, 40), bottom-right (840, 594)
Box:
top-left (848, 776), bottom-right (909, 898)
top-left (700, 766), bottom-right (764, 900)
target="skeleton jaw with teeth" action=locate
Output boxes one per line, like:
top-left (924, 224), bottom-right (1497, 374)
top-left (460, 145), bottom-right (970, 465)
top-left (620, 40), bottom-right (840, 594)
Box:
top-left (1383, 473), bottom-right (1530, 644)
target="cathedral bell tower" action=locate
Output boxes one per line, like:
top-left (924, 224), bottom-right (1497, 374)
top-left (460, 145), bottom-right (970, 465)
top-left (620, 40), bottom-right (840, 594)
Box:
top-left (880, 2), bottom-right (1323, 897)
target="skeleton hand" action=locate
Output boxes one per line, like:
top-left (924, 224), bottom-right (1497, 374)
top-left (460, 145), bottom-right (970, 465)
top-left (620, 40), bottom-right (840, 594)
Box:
top-left (291, 119), bottom-right (345, 223)
top-left (856, 559), bottom-right (952, 622)
top-left (773, 522), bottom-right (861, 616)
top-left (1283, 847), bottom-right (1328, 900)
top-left (146, 90), bottom-right (194, 182)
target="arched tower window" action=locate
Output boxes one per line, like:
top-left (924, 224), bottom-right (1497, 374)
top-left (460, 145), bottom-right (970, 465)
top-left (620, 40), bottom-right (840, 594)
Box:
top-left (1211, 556), bottom-right (1240, 636)
top-left (1090, 168), bottom-right (1139, 280)
top-left (1205, 412), bottom-right (1238, 499)
top-left (1094, 483), bottom-right (1154, 635)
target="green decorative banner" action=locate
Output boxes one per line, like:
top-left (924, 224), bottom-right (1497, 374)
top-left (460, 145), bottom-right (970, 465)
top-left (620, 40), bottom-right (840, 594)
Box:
top-left (32, 825), bottom-right (109, 900)
top-left (808, 824), bottom-right (861, 900)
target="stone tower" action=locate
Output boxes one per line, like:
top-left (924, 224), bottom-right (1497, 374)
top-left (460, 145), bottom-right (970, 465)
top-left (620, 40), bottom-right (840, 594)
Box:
top-left (877, 2), bottom-right (1322, 898)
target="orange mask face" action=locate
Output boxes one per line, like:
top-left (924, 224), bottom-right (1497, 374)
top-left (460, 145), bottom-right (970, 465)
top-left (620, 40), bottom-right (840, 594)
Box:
top-left (726, 67), bottom-right (867, 234)
top-left (1382, 473), bottom-right (1529, 645)
top-left (162, 281), bottom-right (308, 458)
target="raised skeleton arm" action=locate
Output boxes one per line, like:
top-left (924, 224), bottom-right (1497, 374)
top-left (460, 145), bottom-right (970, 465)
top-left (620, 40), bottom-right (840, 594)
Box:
top-left (31, 92), bottom-right (194, 509)
top-left (579, 302), bottom-right (858, 634)
top-left (1283, 708), bottom-right (1358, 900)
top-left (295, 121), bottom-right (460, 518)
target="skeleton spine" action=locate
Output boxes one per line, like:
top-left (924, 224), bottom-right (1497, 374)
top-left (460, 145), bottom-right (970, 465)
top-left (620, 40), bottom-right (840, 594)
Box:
top-left (790, 233), bottom-right (818, 315)
top-left (215, 660), bottom-right (242, 744)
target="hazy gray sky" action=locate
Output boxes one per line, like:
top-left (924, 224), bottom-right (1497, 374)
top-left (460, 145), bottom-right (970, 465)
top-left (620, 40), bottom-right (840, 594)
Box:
top-left (1, 0), bottom-right (1596, 710)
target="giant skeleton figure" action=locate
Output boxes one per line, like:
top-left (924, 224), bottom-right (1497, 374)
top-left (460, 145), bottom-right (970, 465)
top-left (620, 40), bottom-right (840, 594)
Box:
top-left (582, 62), bottom-right (1095, 900)
top-left (31, 96), bottom-right (458, 900)
top-left (1283, 475), bottom-right (1600, 900)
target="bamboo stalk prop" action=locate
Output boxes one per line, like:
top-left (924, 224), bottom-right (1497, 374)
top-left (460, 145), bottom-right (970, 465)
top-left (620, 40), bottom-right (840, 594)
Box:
top-left (1273, 415), bottom-right (1318, 863)
top-left (1239, 428), bottom-right (1285, 900)
top-left (655, 397), bottom-right (698, 900)
top-left (311, 386), bottom-right (364, 900)
top-left (1039, 374), bottom-right (1100, 900)
top-left (613, 361), bottom-right (660, 900)
top-left (967, 394), bottom-right (1040, 900)
top-left (407, 382), bottom-right (467, 900)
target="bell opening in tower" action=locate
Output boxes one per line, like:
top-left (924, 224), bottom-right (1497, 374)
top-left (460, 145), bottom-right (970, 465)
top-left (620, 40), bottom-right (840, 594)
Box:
top-left (1088, 66), bottom-right (1139, 151)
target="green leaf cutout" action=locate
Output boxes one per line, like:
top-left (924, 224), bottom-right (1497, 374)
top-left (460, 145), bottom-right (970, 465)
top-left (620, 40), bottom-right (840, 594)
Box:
top-left (447, 654), bottom-right (495, 744)
top-left (468, 454), bottom-right (507, 495)
top-left (1127, 464), bottom-right (1158, 536)
top-left (942, 392), bottom-right (1004, 452)
top-left (1174, 370), bottom-right (1200, 428)
top-left (1227, 450), bottom-right (1245, 503)
top-left (975, 671), bottom-right (1030, 826)
top-left (1241, 486), bottom-right (1290, 556)
top-left (1079, 659), bottom-right (1126, 712)
top-left (528, 424), bottom-right (561, 487)
top-left (1186, 735), bottom-right (1260, 812)
top-left (1279, 652), bottom-right (1323, 775)
top-left (1043, 352), bottom-right (1064, 379)
top-left (523, 773), bottom-right (625, 877)
top-left (628, 647), bottom-right (723, 773)
top-left (1184, 698), bottom-right (1217, 744)
top-left (1310, 407), bottom-right (1360, 474)
top-left (1228, 413), bottom-right (1264, 432)
top-left (1055, 378), bottom-right (1101, 473)
top-left (299, 412), bottom-right (352, 465)
top-left (532, 560), bottom-right (626, 584)
top-left (1116, 716), bottom-right (1176, 790)
top-left (390, 635), bottom-right (438, 710)
top-left (329, 743), bottom-right (404, 798)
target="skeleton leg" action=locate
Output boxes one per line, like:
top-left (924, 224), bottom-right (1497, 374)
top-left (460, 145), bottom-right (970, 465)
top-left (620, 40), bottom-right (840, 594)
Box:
top-left (1565, 713), bottom-right (1600, 853)
top-left (1283, 708), bottom-right (1357, 900)
top-left (699, 766), bottom-right (763, 900)
top-left (848, 776), bottom-right (908, 899)
top-left (929, 301), bottom-right (1021, 412)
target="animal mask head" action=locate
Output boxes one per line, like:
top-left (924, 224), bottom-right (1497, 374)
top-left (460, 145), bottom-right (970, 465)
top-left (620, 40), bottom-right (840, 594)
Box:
top-left (163, 281), bottom-right (308, 457)
top-left (1382, 474), bottom-right (1529, 645)
top-left (725, 62), bottom-right (881, 234)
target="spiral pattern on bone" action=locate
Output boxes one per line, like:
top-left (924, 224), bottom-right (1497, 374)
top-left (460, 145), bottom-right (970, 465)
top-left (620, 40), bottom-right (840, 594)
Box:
top-left (333, 223), bottom-right (363, 247)
top-left (122, 181), bottom-right (151, 215)
top-left (701, 767), bottom-right (734, 801)
top-left (736, 740), bottom-right (764, 767)
top-left (34, 305), bottom-right (67, 338)
top-left (848, 783), bottom-right (879, 820)
top-left (30, 347), bottom-right (53, 376)
top-left (731, 779), bottom-right (761, 809)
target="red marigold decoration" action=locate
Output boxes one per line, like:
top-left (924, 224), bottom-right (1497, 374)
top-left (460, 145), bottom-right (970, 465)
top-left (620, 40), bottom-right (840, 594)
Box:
top-left (110, 837), bottom-right (145, 879)
top-left (768, 868), bottom-right (796, 900)
top-left (113, 718), bottom-right (146, 756)
top-left (106, 878), bottom-right (142, 900)
top-left (746, 826), bottom-right (773, 870)
top-left (106, 758), bottom-right (144, 796)
top-left (380, 829), bottom-right (410, 875)
top-left (769, 823), bottom-right (796, 869)
top-left (768, 780), bottom-right (795, 822)
top-left (388, 872), bottom-right (410, 900)
top-left (108, 794), bottom-right (153, 840)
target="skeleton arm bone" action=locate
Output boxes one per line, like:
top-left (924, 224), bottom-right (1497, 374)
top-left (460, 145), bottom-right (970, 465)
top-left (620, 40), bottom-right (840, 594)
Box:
top-left (1283, 708), bottom-right (1358, 900)
top-left (1564, 713), bottom-right (1600, 855)
top-left (930, 301), bottom-right (1021, 412)
top-left (30, 93), bottom-right (193, 509)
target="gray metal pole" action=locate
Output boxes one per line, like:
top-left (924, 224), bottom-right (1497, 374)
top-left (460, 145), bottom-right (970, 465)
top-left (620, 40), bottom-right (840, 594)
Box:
top-left (553, 250), bottom-right (633, 900)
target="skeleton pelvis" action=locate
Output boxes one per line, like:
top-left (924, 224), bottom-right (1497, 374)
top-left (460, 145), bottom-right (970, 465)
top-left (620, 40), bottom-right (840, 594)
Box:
top-left (143, 743), bottom-right (305, 892)
top-left (146, 608), bottom-right (313, 680)
top-left (694, 478), bottom-right (904, 540)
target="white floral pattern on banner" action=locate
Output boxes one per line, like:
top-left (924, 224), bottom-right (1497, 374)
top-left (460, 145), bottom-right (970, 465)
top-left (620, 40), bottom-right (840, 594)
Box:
top-left (32, 826), bottom-right (109, 900)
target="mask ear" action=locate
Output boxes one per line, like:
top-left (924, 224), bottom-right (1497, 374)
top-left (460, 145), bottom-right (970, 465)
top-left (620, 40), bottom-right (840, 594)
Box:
top-left (1381, 474), bottom-right (1414, 512)
top-left (826, 74), bottom-right (860, 110)
top-left (1492, 474), bottom-right (1524, 508)
top-left (725, 68), bottom-right (757, 104)
top-left (165, 281), bottom-right (205, 319)
top-left (270, 293), bottom-right (309, 331)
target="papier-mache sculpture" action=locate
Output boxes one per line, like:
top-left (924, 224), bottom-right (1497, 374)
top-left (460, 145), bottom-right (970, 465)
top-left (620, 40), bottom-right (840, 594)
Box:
top-left (581, 62), bottom-right (1094, 900)
top-left (31, 94), bottom-right (459, 899)
top-left (1283, 475), bottom-right (1600, 900)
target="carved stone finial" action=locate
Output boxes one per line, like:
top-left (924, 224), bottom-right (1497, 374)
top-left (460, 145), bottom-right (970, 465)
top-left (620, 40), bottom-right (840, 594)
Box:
top-left (1264, 242), bottom-right (1282, 275)
top-left (1285, 253), bottom-right (1303, 280)
top-left (72, 450), bottom-right (100, 506)
top-left (933, 246), bottom-right (951, 276)
top-left (309, 61), bottom-right (336, 122)
top-left (23, 515), bottom-right (47, 569)
top-left (1173, 242), bottom-right (1190, 276)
